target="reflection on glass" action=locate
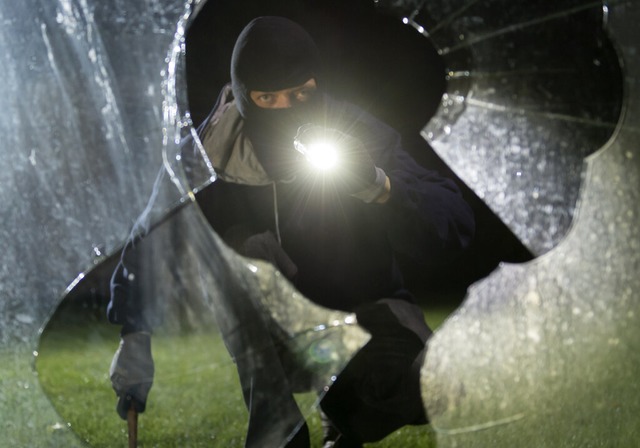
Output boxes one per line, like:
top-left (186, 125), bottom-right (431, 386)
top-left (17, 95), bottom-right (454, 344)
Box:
top-left (37, 197), bottom-right (370, 446)
top-left (1, 1), bottom-right (198, 446)
top-left (413, 1), bottom-right (640, 447)
top-left (380, 0), bottom-right (623, 255)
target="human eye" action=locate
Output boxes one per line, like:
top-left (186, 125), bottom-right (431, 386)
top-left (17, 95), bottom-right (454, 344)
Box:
top-left (258, 93), bottom-right (274, 104)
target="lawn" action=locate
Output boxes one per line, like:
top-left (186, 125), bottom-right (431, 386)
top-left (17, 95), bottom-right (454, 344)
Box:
top-left (36, 301), bottom-right (454, 447)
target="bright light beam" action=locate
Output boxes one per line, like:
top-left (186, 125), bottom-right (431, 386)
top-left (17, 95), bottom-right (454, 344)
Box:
top-left (302, 141), bottom-right (338, 171)
top-left (294, 125), bottom-right (340, 171)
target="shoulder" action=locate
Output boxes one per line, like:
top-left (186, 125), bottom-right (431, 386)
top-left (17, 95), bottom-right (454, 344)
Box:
top-left (197, 86), bottom-right (271, 186)
top-left (324, 95), bottom-right (399, 143)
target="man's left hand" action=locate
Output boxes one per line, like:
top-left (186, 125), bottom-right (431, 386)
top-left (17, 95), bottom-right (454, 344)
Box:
top-left (337, 132), bottom-right (378, 193)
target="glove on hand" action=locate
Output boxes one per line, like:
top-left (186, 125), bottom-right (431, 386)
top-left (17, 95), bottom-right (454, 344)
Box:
top-left (109, 331), bottom-right (154, 420)
top-left (242, 230), bottom-right (298, 280)
top-left (295, 125), bottom-right (378, 194)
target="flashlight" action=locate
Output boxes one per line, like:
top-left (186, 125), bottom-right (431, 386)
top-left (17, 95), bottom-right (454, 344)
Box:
top-left (294, 124), bottom-right (339, 171)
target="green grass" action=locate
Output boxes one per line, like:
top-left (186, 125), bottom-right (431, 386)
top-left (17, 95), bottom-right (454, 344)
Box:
top-left (36, 304), bottom-right (454, 447)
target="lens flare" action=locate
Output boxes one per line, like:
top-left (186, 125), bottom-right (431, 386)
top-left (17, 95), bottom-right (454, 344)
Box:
top-left (304, 141), bottom-right (338, 170)
top-left (294, 125), bottom-right (340, 172)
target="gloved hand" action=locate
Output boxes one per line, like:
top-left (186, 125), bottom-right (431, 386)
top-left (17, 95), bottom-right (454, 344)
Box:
top-left (294, 125), bottom-right (378, 194)
top-left (336, 131), bottom-right (378, 194)
top-left (109, 331), bottom-right (154, 420)
top-left (242, 230), bottom-right (298, 280)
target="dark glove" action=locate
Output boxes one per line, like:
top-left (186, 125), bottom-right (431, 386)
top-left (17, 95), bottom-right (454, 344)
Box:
top-left (242, 230), bottom-right (298, 280)
top-left (109, 331), bottom-right (154, 420)
top-left (294, 125), bottom-right (378, 194)
top-left (336, 131), bottom-right (378, 193)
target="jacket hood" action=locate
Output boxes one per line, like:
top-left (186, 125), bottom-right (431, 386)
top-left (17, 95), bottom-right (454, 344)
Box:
top-left (199, 91), bottom-right (273, 186)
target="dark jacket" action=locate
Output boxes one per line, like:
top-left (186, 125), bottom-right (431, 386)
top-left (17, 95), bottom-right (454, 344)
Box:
top-left (105, 85), bottom-right (475, 445)
top-left (194, 85), bottom-right (475, 312)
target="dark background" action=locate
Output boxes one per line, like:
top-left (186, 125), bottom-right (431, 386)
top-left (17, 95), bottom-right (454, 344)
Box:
top-left (185, 0), bottom-right (533, 307)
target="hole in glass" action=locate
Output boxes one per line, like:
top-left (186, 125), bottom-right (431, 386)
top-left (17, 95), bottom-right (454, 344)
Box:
top-left (34, 0), bottom-right (627, 446)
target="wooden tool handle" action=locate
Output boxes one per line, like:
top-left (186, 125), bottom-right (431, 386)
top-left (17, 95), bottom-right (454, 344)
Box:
top-left (127, 404), bottom-right (138, 448)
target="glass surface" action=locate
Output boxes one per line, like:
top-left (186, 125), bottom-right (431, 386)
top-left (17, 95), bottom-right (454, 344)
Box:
top-left (7, 0), bottom-right (367, 445)
top-left (416, 0), bottom-right (622, 255)
top-left (2, 0), bottom-right (638, 446)
top-left (1, 1), bottom-right (195, 445)
top-left (399, 0), bottom-right (639, 446)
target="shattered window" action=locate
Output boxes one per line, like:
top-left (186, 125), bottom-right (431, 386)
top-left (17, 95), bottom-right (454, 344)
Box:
top-left (2, 0), bottom-right (637, 447)
top-left (378, 0), bottom-right (639, 446)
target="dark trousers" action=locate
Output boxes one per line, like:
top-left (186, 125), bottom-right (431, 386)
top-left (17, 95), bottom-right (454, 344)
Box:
top-left (231, 294), bottom-right (431, 448)
top-left (319, 298), bottom-right (432, 444)
top-left (228, 232), bottom-right (431, 446)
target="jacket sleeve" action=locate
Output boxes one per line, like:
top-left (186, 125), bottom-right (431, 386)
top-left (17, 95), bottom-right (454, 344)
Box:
top-left (106, 85), bottom-right (232, 335)
top-left (106, 168), bottom-right (171, 336)
top-left (365, 116), bottom-right (475, 266)
top-left (107, 237), bottom-right (153, 336)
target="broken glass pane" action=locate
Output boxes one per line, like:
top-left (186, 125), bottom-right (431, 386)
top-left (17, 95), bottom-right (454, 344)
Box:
top-left (412, 1), bottom-right (640, 446)
top-left (1, 1), bottom-right (196, 445)
top-left (6, 0), bottom-right (367, 445)
top-left (38, 194), bottom-right (369, 446)
top-left (3, 0), bottom-right (639, 446)
top-left (14, 1), bottom-right (369, 446)
top-left (379, 0), bottom-right (623, 255)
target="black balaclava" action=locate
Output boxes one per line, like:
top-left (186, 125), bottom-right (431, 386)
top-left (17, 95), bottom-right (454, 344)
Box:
top-left (231, 16), bottom-right (325, 179)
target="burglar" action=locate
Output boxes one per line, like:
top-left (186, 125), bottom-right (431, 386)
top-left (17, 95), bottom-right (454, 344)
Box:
top-left (108, 15), bottom-right (474, 448)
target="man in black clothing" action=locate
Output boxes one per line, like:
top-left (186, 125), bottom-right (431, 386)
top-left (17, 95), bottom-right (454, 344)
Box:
top-left (108, 16), bottom-right (474, 448)
top-left (197, 16), bottom-right (474, 447)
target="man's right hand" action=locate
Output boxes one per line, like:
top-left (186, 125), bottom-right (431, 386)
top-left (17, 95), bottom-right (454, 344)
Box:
top-left (109, 332), bottom-right (154, 420)
top-left (242, 230), bottom-right (298, 280)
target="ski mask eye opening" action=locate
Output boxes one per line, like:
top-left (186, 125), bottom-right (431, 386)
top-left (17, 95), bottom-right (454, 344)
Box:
top-left (231, 16), bottom-right (323, 120)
